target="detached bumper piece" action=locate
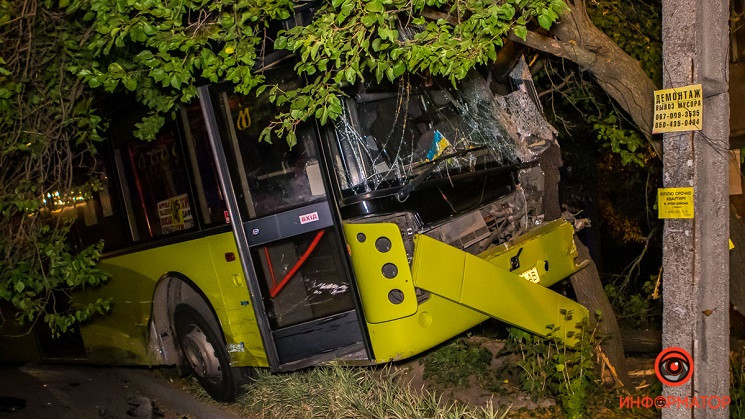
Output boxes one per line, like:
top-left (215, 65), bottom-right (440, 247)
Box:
top-left (411, 220), bottom-right (589, 344)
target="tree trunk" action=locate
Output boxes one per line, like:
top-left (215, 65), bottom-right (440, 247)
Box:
top-left (569, 238), bottom-right (631, 387)
top-left (539, 143), bottom-right (631, 387)
top-left (622, 329), bottom-right (662, 353)
top-left (509, 0), bottom-right (660, 153)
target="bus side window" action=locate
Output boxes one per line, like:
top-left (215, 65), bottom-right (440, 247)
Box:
top-left (65, 158), bottom-right (131, 252)
top-left (180, 104), bottom-right (228, 227)
top-left (114, 121), bottom-right (197, 241)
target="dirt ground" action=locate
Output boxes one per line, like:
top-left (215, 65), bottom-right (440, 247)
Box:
top-left (396, 335), bottom-right (658, 417)
top-left (0, 363), bottom-right (240, 418)
top-left (0, 338), bottom-right (663, 418)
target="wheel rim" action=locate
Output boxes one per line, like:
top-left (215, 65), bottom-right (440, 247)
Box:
top-left (182, 324), bottom-right (223, 385)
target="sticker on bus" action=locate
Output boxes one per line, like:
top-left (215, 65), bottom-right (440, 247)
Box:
top-left (300, 211), bottom-right (319, 225)
top-left (157, 194), bottom-right (194, 234)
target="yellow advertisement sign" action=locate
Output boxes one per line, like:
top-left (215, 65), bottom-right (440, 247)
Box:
top-left (157, 194), bottom-right (194, 234)
top-left (658, 187), bottom-right (694, 219)
top-left (652, 84), bottom-right (702, 133)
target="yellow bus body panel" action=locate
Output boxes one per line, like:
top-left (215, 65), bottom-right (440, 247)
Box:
top-left (477, 219), bottom-right (585, 288)
top-left (344, 220), bottom-right (587, 362)
top-left (342, 223), bottom-right (418, 324)
top-left (77, 231), bottom-right (268, 367)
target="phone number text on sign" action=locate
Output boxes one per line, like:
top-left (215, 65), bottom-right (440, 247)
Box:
top-left (653, 84), bottom-right (703, 134)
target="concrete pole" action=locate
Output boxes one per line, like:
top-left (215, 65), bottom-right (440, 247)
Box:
top-left (661, 1), bottom-right (730, 418)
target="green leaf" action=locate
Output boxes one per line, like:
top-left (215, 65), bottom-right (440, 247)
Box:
top-left (365, 0), bottom-right (384, 13)
top-left (142, 22), bottom-right (156, 36)
top-left (345, 67), bottom-right (356, 84)
top-left (339, 0), bottom-right (354, 22)
top-left (512, 25), bottom-right (527, 40)
top-left (136, 50), bottom-right (154, 61)
top-left (151, 68), bottom-right (165, 81)
top-left (286, 131), bottom-right (297, 148)
top-left (499, 4), bottom-right (515, 20)
top-left (392, 61), bottom-right (405, 77)
top-left (107, 62), bottom-right (125, 76)
top-left (259, 127), bottom-right (273, 144)
top-left (361, 14), bottom-right (377, 27)
top-left (123, 77), bottom-right (137, 91)
top-left (255, 84), bottom-right (268, 97)
top-left (329, 105), bottom-right (342, 118)
top-left (538, 14), bottom-right (553, 30)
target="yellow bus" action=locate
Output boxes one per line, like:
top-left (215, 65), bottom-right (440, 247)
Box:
top-left (16, 53), bottom-right (588, 401)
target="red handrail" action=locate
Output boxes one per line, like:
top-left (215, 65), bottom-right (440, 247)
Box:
top-left (268, 230), bottom-right (326, 298)
top-left (264, 246), bottom-right (277, 289)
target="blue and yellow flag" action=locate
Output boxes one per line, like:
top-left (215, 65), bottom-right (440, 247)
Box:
top-left (426, 130), bottom-right (451, 161)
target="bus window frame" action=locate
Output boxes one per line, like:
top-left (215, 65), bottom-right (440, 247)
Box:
top-left (99, 110), bottom-right (235, 256)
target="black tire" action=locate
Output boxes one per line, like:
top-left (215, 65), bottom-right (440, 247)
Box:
top-left (173, 304), bottom-right (242, 402)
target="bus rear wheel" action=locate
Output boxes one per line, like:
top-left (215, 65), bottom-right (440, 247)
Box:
top-left (174, 304), bottom-right (241, 402)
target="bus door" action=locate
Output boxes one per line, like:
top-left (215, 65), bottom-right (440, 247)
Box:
top-left (197, 66), bottom-right (369, 371)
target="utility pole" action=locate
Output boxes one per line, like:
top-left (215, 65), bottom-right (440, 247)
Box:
top-left (660, 1), bottom-right (730, 417)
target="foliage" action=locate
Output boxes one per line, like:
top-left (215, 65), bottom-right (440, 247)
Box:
top-left (67, 0), bottom-right (567, 146)
top-left (423, 338), bottom-right (493, 387)
top-left (0, 0), bottom-right (111, 335)
top-left (588, 114), bottom-right (647, 167)
top-left (220, 364), bottom-right (510, 418)
top-left (538, 0), bottom-right (661, 167)
top-left (587, 0), bottom-right (661, 164)
top-left (65, 0), bottom-right (294, 140)
top-left (604, 276), bottom-right (660, 330)
top-left (502, 311), bottom-right (601, 418)
top-left (587, 0), bottom-right (661, 86)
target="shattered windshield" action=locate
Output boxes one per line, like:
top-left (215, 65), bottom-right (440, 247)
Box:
top-left (330, 72), bottom-right (522, 197)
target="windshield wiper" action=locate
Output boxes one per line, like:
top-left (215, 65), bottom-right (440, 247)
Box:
top-left (395, 146), bottom-right (488, 202)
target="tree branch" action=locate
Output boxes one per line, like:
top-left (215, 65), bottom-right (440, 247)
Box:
top-left (509, 30), bottom-right (597, 68)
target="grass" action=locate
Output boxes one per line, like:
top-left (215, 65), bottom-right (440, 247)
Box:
top-left (233, 364), bottom-right (510, 418)
top-left (169, 346), bottom-right (666, 419)
top-left (422, 338), bottom-right (493, 388)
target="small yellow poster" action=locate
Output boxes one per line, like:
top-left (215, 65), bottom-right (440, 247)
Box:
top-left (157, 194), bottom-right (194, 234)
top-left (658, 187), bottom-right (694, 219)
top-left (652, 84), bottom-right (703, 134)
